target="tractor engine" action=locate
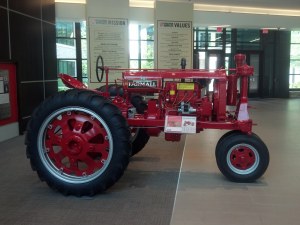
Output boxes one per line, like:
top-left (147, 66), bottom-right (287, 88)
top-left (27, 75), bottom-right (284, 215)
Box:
top-left (163, 81), bottom-right (212, 120)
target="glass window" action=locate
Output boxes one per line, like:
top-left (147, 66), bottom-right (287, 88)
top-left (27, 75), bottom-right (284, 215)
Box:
top-left (56, 21), bottom-right (87, 91)
top-left (237, 29), bottom-right (260, 50)
top-left (129, 24), bottom-right (154, 69)
top-left (129, 41), bottom-right (139, 59)
top-left (290, 31), bottom-right (300, 89)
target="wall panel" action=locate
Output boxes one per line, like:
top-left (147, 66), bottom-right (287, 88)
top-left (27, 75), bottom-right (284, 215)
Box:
top-left (0, 0), bottom-right (57, 135)
top-left (0, 0), bottom-right (7, 6)
top-left (10, 12), bottom-right (43, 82)
top-left (9, 0), bottom-right (41, 19)
top-left (0, 8), bottom-right (9, 60)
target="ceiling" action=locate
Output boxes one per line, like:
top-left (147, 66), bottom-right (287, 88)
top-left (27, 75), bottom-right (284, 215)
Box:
top-left (57, 1), bottom-right (300, 11)
top-left (173, 0), bottom-right (300, 10)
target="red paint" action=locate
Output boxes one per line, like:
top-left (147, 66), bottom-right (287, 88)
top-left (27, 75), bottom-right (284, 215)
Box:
top-left (60, 54), bottom-right (254, 141)
top-left (45, 110), bottom-right (109, 175)
top-left (230, 146), bottom-right (256, 170)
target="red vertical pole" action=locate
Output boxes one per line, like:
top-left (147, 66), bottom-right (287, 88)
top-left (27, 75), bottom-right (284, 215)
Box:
top-left (234, 54), bottom-right (252, 121)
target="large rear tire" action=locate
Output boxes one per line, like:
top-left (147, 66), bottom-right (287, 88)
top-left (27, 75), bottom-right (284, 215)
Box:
top-left (215, 132), bottom-right (269, 182)
top-left (25, 89), bottom-right (131, 196)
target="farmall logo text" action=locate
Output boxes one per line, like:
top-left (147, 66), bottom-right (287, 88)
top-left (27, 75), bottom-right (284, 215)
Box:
top-left (128, 80), bottom-right (158, 88)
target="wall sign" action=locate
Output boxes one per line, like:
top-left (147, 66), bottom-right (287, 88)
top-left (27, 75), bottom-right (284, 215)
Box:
top-left (0, 63), bottom-right (18, 126)
top-left (157, 20), bottom-right (192, 69)
top-left (0, 71), bottom-right (10, 120)
top-left (88, 17), bottom-right (129, 84)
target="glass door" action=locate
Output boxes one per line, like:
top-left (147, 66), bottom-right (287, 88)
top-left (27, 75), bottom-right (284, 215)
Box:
top-left (248, 53), bottom-right (260, 96)
top-left (195, 50), bottom-right (224, 91)
top-left (238, 51), bottom-right (262, 97)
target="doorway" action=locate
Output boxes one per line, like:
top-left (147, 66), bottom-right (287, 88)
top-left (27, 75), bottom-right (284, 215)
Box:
top-left (195, 50), bottom-right (226, 91)
top-left (237, 51), bottom-right (263, 98)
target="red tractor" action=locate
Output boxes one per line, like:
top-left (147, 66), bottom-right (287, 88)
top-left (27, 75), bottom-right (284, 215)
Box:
top-left (25, 54), bottom-right (269, 196)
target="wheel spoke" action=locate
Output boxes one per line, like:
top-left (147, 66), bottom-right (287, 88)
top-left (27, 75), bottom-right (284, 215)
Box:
top-left (80, 154), bottom-right (100, 174)
top-left (68, 157), bottom-right (82, 176)
top-left (86, 142), bottom-right (109, 159)
top-left (83, 126), bottom-right (107, 142)
top-left (47, 150), bottom-right (66, 168)
top-left (46, 131), bottom-right (62, 146)
top-left (71, 120), bottom-right (84, 133)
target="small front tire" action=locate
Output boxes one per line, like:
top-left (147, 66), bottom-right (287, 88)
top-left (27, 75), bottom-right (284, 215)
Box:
top-left (215, 132), bottom-right (269, 182)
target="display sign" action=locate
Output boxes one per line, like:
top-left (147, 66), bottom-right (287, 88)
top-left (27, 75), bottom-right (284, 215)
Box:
top-left (164, 116), bottom-right (196, 134)
top-left (0, 63), bottom-right (18, 126)
top-left (157, 20), bottom-right (192, 69)
top-left (0, 70), bottom-right (10, 120)
top-left (88, 17), bottom-right (129, 84)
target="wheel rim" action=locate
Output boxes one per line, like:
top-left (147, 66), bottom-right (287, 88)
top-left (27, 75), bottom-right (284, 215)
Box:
top-left (37, 107), bottom-right (113, 184)
top-left (226, 143), bottom-right (259, 175)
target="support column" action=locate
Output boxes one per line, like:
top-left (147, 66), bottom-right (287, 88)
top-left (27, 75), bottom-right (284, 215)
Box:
top-left (155, 1), bottom-right (193, 69)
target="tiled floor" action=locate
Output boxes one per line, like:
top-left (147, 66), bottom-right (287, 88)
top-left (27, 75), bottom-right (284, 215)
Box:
top-left (1, 98), bottom-right (299, 225)
top-left (171, 98), bottom-right (300, 225)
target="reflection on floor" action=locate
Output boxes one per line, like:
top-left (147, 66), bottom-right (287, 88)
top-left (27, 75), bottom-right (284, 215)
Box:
top-left (171, 98), bottom-right (300, 225)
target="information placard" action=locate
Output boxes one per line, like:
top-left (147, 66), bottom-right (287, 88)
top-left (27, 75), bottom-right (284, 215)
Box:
top-left (88, 17), bottom-right (129, 84)
top-left (0, 63), bottom-right (18, 126)
top-left (157, 20), bottom-right (192, 69)
top-left (164, 116), bottom-right (196, 134)
top-left (0, 70), bottom-right (11, 120)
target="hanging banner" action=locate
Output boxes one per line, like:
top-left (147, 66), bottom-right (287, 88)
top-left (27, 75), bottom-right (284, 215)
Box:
top-left (88, 17), bottom-right (128, 85)
top-left (157, 20), bottom-right (192, 69)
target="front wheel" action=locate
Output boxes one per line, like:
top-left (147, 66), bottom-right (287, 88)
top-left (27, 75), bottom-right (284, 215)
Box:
top-left (25, 89), bottom-right (131, 196)
top-left (215, 132), bottom-right (269, 182)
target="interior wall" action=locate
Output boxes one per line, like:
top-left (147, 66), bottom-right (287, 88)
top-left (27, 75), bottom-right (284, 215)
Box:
top-left (55, 2), bottom-right (85, 21)
top-left (154, 1), bottom-right (193, 69)
top-left (0, 0), bottom-right (57, 134)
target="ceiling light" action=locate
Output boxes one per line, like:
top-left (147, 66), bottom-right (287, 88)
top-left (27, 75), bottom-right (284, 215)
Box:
top-left (209, 25), bottom-right (231, 28)
top-left (55, 0), bottom-right (86, 3)
top-left (261, 28), bottom-right (287, 30)
top-left (249, 38), bottom-right (260, 43)
top-left (194, 4), bottom-right (300, 17)
top-left (130, 0), bottom-right (154, 8)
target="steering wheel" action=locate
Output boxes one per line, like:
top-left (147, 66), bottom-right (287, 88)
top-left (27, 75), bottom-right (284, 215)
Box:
top-left (96, 55), bottom-right (104, 82)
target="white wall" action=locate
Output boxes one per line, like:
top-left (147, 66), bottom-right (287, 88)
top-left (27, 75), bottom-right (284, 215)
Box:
top-left (129, 7), bottom-right (154, 24)
top-left (86, 0), bottom-right (129, 18)
top-left (0, 123), bottom-right (19, 142)
top-left (55, 3), bottom-right (86, 21)
top-left (55, 3), bottom-right (154, 23)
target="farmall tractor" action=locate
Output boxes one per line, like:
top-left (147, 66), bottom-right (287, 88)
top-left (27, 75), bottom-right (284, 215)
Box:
top-left (25, 54), bottom-right (269, 196)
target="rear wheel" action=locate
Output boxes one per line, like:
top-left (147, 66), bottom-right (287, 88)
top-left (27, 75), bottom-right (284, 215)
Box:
top-left (25, 89), bottom-right (131, 196)
top-left (215, 132), bottom-right (269, 182)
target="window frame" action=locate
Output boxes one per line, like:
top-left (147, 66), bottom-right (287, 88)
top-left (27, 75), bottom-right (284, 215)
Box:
top-left (56, 21), bottom-right (87, 90)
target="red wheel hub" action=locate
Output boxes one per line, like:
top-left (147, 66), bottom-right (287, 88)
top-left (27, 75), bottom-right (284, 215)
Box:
top-left (230, 146), bottom-right (256, 170)
top-left (64, 135), bottom-right (84, 155)
top-left (44, 111), bottom-right (110, 176)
